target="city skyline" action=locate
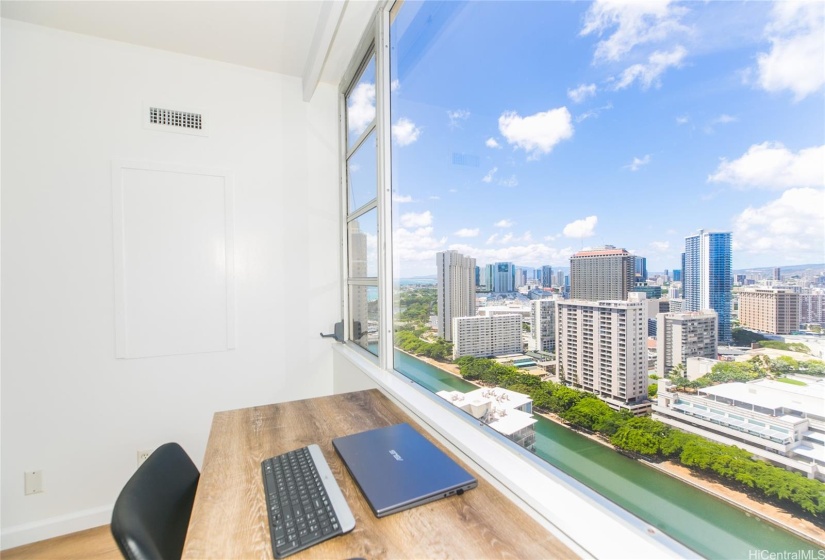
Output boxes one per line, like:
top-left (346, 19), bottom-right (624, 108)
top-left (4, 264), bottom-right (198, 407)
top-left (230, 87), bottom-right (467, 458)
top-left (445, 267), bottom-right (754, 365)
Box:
top-left (383, 1), bottom-right (825, 279)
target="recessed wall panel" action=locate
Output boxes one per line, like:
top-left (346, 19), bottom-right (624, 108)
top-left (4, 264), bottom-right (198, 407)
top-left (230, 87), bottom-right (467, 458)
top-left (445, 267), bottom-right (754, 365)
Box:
top-left (112, 160), bottom-right (235, 358)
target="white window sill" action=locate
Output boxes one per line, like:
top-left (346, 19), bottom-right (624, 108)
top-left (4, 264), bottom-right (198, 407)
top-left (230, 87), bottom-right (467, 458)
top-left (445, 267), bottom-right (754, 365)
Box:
top-left (333, 344), bottom-right (698, 559)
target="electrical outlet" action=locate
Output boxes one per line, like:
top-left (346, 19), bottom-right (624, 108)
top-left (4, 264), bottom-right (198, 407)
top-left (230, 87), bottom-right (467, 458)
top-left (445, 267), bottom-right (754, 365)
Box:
top-left (24, 470), bottom-right (43, 495)
top-left (137, 449), bottom-right (153, 467)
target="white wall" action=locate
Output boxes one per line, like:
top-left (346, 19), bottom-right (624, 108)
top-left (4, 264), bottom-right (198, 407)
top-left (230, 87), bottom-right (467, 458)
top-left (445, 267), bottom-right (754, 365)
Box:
top-left (1, 19), bottom-right (342, 547)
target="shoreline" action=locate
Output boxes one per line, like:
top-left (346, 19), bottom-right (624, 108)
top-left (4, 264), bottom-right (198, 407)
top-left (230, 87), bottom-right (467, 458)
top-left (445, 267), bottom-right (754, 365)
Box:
top-left (408, 351), bottom-right (825, 547)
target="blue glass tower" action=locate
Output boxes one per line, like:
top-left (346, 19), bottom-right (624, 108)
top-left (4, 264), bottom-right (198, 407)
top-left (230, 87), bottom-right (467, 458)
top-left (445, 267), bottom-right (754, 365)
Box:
top-left (683, 230), bottom-right (732, 343)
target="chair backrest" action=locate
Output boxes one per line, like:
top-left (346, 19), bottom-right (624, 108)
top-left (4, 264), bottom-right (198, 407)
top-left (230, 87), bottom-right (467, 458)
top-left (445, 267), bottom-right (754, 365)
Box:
top-left (111, 442), bottom-right (200, 560)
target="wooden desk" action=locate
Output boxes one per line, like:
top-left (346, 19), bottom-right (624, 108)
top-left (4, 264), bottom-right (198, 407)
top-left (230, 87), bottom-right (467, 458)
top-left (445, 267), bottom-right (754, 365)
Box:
top-left (182, 389), bottom-right (576, 559)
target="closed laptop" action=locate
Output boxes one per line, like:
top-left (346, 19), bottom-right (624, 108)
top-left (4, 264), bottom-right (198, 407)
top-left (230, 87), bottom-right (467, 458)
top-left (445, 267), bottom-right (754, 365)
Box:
top-left (332, 423), bottom-right (477, 517)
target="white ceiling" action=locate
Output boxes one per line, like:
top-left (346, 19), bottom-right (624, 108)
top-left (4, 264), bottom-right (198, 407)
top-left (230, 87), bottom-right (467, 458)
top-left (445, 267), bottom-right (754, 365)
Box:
top-left (0, 1), bottom-right (377, 95)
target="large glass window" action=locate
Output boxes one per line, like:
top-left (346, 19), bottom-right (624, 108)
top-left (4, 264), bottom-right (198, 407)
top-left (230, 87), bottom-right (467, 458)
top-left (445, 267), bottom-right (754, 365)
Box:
top-left (345, 53), bottom-right (379, 356)
top-left (378, 1), bottom-right (824, 558)
top-left (343, 1), bottom-right (824, 557)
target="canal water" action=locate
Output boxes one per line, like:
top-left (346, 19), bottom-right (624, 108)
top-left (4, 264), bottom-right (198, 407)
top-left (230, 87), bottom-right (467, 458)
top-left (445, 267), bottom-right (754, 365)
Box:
top-left (395, 351), bottom-right (822, 558)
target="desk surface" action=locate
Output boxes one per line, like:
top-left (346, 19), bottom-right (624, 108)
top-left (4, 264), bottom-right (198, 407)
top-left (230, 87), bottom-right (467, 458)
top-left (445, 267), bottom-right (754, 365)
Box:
top-left (182, 389), bottom-right (576, 559)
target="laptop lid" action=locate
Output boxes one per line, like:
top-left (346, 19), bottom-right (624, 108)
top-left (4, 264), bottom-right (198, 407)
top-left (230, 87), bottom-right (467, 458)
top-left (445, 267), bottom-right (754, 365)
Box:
top-left (332, 423), bottom-right (477, 518)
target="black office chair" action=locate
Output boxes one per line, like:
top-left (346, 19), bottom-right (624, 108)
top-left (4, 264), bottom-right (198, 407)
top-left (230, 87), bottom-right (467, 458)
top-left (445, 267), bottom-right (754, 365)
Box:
top-left (111, 442), bottom-right (200, 560)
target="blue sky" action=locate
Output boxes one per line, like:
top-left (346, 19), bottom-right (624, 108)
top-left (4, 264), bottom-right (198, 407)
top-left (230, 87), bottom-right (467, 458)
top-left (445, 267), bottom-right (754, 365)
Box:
top-left (348, 0), bottom-right (824, 277)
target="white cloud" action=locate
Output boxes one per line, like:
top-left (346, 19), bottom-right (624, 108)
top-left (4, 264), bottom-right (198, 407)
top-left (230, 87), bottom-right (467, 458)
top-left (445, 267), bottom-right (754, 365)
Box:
top-left (576, 102), bottom-right (613, 123)
top-left (391, 79), bottom-right (400, 92)
top-left (649, 240), bottom-right (670, 252)
top-left (448, 109), bottom-right (471, 128)
top-left (482, 167), bottom-right (498, 183)
top-left (563, 215), bottom-right (598, 238)
top-left (489, 231), bottom-right (534, 245)
top-left (498, 175), bottom-right (519, 188)
top-left (732, 188), bottom-right (825, 263)
top-left (625, 154), bottom-right (652, 171)
top-left (712, 114), bottom-right (737, 125)
top-left (393, 226), bottom-right (448, 271)
top-left (498, 107), bottom-right (574, 159)
top-left (756, 1), bottom-right (825, 101)
top-left (399, 210), bottom-right (433, 228)
top-left (581, 0), bottom-right (689, 63)
top-left (392, 193), bottom-right (413, 203)
top-left (454, 228), bottom-right (480, 238)
top-left (347, 82), bottom-right (375, 136)
top-left (676, 115), bottom-right (689, 125)
top-left (614, 46), bottom-right (687, 90)
top-left (485, 137), bottom-right (501, 149)
top-left (392, 117), bottom-right (421, 146)
top-left (494, 219), bottom-right (513, 228)
top-left (704, 114), bottom-right (738, 134)
top-left (708, 142), bottom-right (825, 190)
top-left (568, 83), bottom-right (597, 103)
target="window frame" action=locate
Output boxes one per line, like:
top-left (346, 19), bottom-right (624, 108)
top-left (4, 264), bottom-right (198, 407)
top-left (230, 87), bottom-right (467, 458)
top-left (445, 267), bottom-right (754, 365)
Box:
top-left (337, 3), bottom-right (694, 557)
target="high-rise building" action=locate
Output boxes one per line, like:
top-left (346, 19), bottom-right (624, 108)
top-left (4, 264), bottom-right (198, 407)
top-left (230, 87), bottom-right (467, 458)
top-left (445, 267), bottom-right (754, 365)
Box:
top-left (799, 290), bottom-right (824, 326)
top-left (452, 314), bottom-right (522, 359)
top-left (527, 298), bottom-right (556, 352)
top-left (436, 250), bottom-right (476, 342)
top-left (541, 265), bottom-right (553, 288)
top-left (683, 230), bottom-right (732, 343)
top-left (738, 288), bottom-right (799, 335)
top-left (556, 293), bottom-right (648, 411)
top-left (555, 270), bottom-right (564, 288)
top-left (570, 246), bottom-right (634, 301)
top-left (487, 262), bottom-right (516, 293)
top-left (656, 311), bottom-right (718, 378)
top-left (515, 266), bottom-right (529, 289)
top-left (635, 256), bottom-right (648, 283)
top-left (673, 269), bottom-right (681, 282)
top-left (348, 221), bottom-right (370, 346)
top-left (773, 267), bottom-right (781, 281)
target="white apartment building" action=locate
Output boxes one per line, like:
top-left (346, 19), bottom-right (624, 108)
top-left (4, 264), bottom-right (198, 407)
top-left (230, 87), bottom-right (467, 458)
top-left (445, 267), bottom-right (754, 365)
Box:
top-left (653, 378), bottom-right (825, 481)
top-left (477, 304), bottom-right (531, 321)
top-left (799, 289), bottom-right (824, 326)
top-left (656, 311), bottom-right (718, 378)
top-left (452, 314), bottom-right (522, 359)
top-left (556, 294), bottom-right (649, 412)
top-left (527, 299), bottom-right (557, 353)
top-left (436, 250), bottom-right (476, 342)
top-left (437, 387), bottom-right (537, 450)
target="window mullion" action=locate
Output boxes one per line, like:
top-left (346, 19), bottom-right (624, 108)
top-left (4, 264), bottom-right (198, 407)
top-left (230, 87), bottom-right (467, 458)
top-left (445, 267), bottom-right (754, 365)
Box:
top-left (375, 5), bottom-right (394, 372)
top-left (346, 121), bottom-right (376, 160)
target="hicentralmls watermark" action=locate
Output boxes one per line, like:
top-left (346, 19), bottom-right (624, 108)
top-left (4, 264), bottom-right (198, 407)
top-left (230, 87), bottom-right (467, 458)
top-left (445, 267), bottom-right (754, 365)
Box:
top-left (748, 550), bottom-right (825, 560)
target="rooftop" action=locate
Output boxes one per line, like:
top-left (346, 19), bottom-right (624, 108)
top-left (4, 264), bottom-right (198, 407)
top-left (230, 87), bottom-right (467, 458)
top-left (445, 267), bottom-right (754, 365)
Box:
top-left (437, 388), bottom-right (537, 436)
top-left (699, 380), bottom-right (825, 417)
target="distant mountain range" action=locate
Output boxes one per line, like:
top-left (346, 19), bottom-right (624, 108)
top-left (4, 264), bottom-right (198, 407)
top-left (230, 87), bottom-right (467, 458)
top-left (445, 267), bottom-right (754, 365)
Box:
top-left (732, 264), bottom-right (824, 275)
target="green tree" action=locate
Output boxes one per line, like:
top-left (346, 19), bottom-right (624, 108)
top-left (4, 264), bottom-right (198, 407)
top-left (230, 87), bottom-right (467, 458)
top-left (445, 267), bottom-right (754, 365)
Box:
top-left (611, 417), bottom-right (669, 456)
top-left (549, 385), bottom-right (586, 414)
top-left (561, 398), bottom-right (618, 433)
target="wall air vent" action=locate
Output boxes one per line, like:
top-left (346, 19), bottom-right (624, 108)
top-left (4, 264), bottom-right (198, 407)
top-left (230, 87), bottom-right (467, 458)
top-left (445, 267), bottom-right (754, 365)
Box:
top-left (150, 107), bottom-right (202, 129)
top-left (143, 103), bottom-right (208, 136)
